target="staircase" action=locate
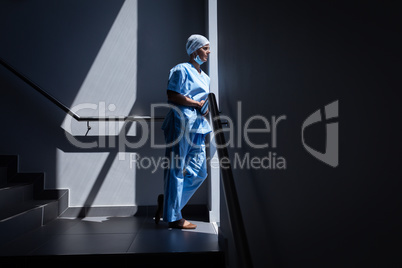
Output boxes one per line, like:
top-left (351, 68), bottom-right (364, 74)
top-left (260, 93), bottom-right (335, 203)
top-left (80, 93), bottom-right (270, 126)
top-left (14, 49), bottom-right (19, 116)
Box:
top-left (0, 155), bottom-right (225, 267)
top-left (0, 155), bottom-right (69, 247)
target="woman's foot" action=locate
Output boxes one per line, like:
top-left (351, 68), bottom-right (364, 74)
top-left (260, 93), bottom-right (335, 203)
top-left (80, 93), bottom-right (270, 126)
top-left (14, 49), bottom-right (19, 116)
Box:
top-left (154, 194), bottom-right (164, 224)
top-left (168, 218), bottom-right (197, 229)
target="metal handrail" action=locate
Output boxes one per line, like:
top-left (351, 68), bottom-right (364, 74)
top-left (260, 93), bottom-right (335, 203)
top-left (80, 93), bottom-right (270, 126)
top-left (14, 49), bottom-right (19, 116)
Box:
top-left (0, 57), bottom-right (165, 123)
top-left (208, 93), bottom-right (253, 268)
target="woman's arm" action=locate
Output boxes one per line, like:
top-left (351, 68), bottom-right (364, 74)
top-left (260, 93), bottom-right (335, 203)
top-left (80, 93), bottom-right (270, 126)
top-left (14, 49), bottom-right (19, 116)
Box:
top-left (167, 90), bottom-right (205, 109)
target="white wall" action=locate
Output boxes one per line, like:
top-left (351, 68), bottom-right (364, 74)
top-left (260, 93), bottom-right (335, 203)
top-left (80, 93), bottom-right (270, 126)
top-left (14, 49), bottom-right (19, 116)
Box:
top-left (0, 0), bottom-right (209, 210)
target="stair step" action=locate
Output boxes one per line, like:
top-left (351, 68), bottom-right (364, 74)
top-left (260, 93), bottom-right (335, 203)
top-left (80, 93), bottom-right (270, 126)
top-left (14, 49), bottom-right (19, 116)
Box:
top-left (10, 172), bottom-right (45, 194)
top-left (0, 184), bottom-right (69, 213)
top-left (37, 189), bottom-right (69, 216)
top-left (0, 183), bottom-right (33, 208)
top-left (0, 199), bottom-right (59, 247)
top-left (0, 199), bottom-right (57, 222)
top-left (0, 155), bottom-right (69, 247)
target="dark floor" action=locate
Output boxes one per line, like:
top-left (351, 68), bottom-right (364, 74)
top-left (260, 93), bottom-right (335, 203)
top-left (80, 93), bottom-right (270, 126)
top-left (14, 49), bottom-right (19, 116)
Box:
top-left (0, 208), bottom-right (223, 268)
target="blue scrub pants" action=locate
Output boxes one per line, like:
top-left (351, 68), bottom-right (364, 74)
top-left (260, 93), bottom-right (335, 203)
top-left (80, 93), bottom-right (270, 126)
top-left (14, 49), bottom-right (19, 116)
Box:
top-left (163, 131), bottom-right (208, 223)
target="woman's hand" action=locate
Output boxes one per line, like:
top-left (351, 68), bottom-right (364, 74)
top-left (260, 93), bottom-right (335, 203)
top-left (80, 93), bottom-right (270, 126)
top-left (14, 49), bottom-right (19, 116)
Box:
top-left (198, 100), bottom-right (205, 109)
top-left (168, 90), bottom-right (204, 109)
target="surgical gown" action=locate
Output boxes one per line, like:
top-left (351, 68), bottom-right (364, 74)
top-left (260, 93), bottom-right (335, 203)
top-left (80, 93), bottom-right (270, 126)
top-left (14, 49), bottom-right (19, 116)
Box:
top-left (161, 62), bottom-right (211, 222)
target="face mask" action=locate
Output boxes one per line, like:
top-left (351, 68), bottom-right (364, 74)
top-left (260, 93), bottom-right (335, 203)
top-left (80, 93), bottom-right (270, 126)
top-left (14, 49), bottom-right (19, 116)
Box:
top-left (194, 54), bottom-right (205, 65)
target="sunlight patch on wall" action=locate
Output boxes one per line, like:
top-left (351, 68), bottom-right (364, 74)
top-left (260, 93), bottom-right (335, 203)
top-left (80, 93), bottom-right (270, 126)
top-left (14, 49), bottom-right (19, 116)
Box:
top-left (56, 149), bottom-right (136, 207)
top-left (57, 0), bottom-right (138, 207)
top-left (61, 0), bottom-right (138, 137)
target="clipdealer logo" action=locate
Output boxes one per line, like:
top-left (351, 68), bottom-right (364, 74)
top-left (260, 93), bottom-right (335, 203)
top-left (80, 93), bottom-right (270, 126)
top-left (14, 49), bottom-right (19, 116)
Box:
top-left (63, 100), bottom-right (339, 170)
top-left (301, 100), bottom-right (339, 167)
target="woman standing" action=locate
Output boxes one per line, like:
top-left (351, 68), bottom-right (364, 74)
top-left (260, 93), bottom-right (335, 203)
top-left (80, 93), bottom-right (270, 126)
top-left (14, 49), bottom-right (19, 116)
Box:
top-left (155, 34), bottom-right (211, 229)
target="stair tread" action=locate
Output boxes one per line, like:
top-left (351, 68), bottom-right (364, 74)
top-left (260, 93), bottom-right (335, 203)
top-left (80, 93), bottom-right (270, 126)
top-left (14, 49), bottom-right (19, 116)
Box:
top-left (0, 155), bottom-right (69, 247)
top-left (0, 182), bottom-right (31, 190)
top-left (0, 199), bottom-right (58, 222)
top-left (0, 183), bottom-right (68, 193)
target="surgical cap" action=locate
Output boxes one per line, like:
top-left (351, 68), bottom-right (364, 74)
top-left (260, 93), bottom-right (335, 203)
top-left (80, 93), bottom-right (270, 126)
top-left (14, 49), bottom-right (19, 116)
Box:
top-left (186, 34), bottom-right (209, 55)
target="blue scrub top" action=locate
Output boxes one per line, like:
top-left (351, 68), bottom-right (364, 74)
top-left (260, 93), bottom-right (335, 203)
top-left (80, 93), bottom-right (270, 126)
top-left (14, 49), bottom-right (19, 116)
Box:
top-left (162, 62), bottom-right (212, 135)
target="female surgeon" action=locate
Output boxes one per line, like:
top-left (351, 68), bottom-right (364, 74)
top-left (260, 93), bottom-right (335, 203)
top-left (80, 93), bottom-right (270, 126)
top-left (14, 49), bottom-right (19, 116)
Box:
top-left (155, 34), bottom-right (211, 229)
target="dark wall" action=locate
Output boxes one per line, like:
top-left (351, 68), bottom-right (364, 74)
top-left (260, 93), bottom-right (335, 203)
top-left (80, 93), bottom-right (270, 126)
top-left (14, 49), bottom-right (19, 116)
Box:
top-left (217, 1), bottom-right (401, 267)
